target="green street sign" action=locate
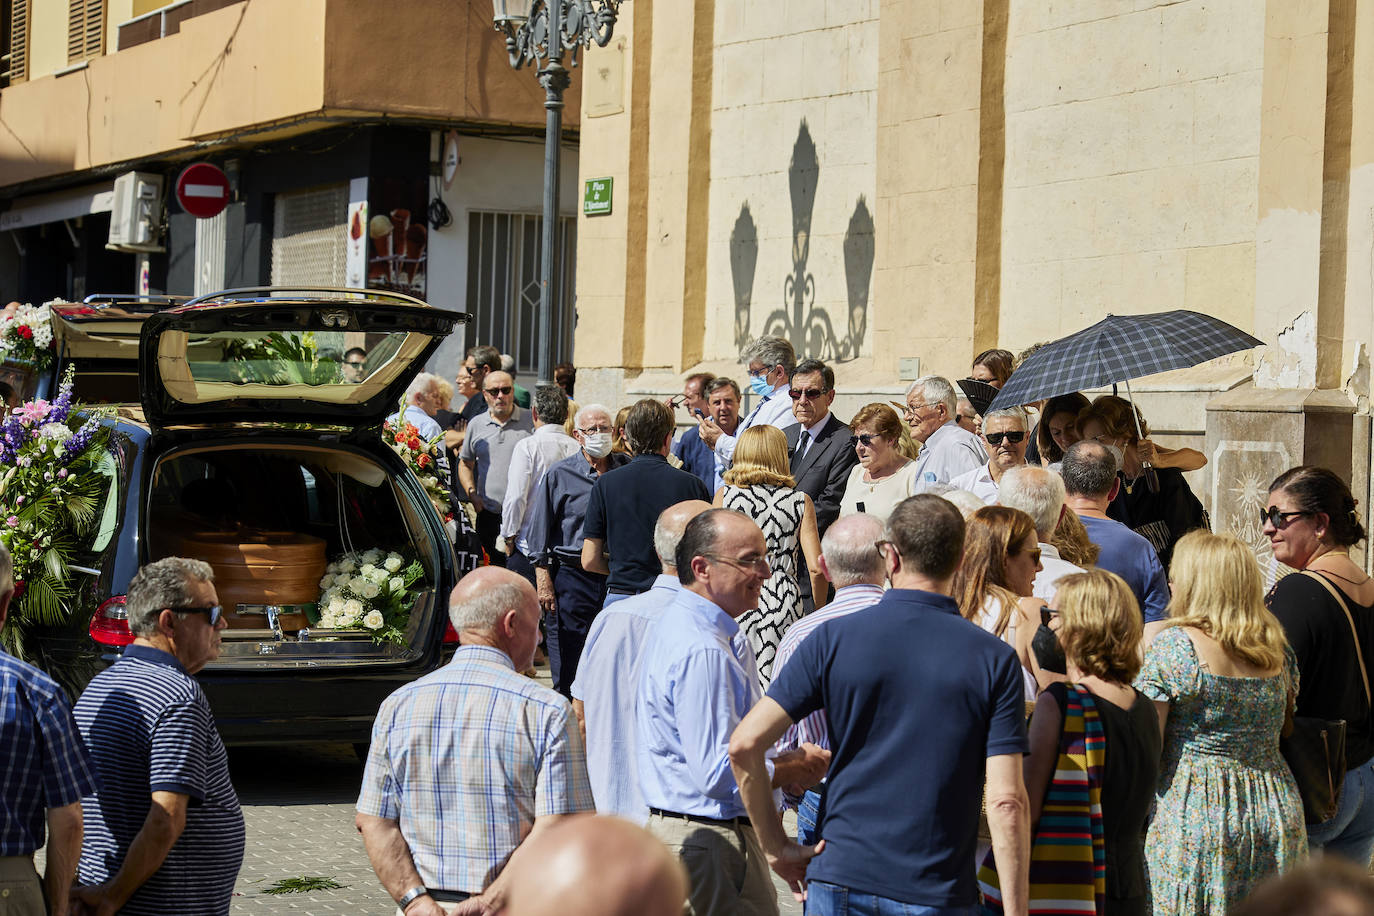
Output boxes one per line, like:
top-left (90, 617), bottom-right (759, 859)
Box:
top-left (584, 177), bottom-right (613, 216)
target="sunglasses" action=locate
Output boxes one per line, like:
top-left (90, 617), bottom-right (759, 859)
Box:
top-left (985, 430), bottom-right (1026, 446)
top-left (789, 387), bottom-right (828, 401)
top-left (484, 386), bottom-right (514, 396)
top-left (1040, 606), bottom-right (1059, 628)
top-left (169, 604), bottom-right (224, 625)
top-left (1261, 506), bottom-right (1313, 529)
top-left (344, 360), bottom-right (365, 368)
top-left (849, 433), bottom-right (884, 447)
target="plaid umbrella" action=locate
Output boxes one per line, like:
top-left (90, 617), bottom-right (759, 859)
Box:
top-left (987, 310), bottom-right (1263, 412)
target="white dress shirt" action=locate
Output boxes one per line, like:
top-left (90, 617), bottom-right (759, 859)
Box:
top-left (948, 462), bottom-right (999, 504)
top-left (501, 425), bottom-right (584, 551)
top-left (912, 421), bottom-right (987, 493)
top-left (1031, 542), bottom-right (1084, 605)
top-left (713, 383), bottom-right (798, 466)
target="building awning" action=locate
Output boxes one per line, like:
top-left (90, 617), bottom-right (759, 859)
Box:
top-left (0, 183), bottom-right (115, 232)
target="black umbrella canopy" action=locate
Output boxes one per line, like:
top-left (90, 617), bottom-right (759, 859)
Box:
top-left (987, 310), bottom-right (1263, 411)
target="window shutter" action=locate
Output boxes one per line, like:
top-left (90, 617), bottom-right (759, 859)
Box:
top-left (67, 0), bottom-right (105, 64)
top-left (6, 0), bottom-right (29, 85)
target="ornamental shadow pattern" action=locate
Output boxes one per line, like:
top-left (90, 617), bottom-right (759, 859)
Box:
top-left (730, 202), bottom-right (759, 353)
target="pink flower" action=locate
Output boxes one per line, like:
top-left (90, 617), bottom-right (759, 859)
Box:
top-left (16, 400), bottom-right (50, 424)
top-left (5, 516), bottom-right (17, 528)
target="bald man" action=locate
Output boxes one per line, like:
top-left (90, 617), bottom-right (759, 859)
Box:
top-left (571, 499), bottom-right (711, 821)
top-left (502, 814), bottom-right (688, 916)
top-left (357, 568), bottom-right (593, 915)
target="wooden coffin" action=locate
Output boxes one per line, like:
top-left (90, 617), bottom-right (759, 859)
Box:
top-left (172, 530), bottom-right (326, 630)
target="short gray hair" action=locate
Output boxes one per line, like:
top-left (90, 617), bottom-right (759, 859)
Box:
top-left (500, 353), bottom-right (516, 374)
top-left (449, 581), bottom-right (527, 633)
top-left (533, 385), bottom-right (568, 426)
top-left (981, 406), bottom-right (1028, 429)
top-left (575, 403), bottom-right (612, 428)
top-left (0, 540), bottom-right (12, 597)
top-left (1061, 440), bottom-right (1120, 498)
top-left (127, 557), bottom-right (215, 637)
top-left (739, 336), bottom-right (797, 376)
top-left (406, 371), bottom-right (440, 401)
top-left (905, 376), bottom-right (957, 415)
top-left (998, 466), bottom-right (1066, 538)
top-left (819, 514), bottom-right (885, 587)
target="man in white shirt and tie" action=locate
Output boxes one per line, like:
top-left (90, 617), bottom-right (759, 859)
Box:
top-left (697, 336), bottom-right (799, 475)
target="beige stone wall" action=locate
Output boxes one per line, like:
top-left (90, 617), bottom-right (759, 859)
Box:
top-left (999, 0), bottom-right (1264, 355)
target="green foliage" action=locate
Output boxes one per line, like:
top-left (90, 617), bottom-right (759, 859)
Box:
top-left (224, 332), bottom-right (341, 385)
top-left (261, 876), bottom-right (347, 895)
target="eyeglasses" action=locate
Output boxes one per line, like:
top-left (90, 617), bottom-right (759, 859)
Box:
top-left (484, 386), bottom-right (514, 396)
top-left (1261, 506), bottom-right (1313, 529)
top-left (849, 433), bottom-right (884, 447)
top-left (1023, 548), bottom-right (1042, 564)
top-left (704, 553), bottom-right (771, 574)
top-left (985, 430), bottom-right (1027, 446)
top-left (747, 365), bottom-right (772, 379)
top-left (789, 387), bottom-right (829, 401)
top-left (578, 425), bottom-right (612, 435)
top-left (874, 539), bottom-right (893, 557)
top-left (667, 394), bottom-right (689, 408)
top-left (344, 360), bottom-right (365, 369)
top-left (1040, 607), bottom-right (1059, 628)
top-left (169, 604), bottom-right (224, 626)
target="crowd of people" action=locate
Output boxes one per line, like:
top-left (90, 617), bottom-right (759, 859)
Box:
top-left (6, 333), bottom-right (1374, 915)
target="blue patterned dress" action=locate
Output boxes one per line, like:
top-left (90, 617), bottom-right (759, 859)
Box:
top-left (721, 483), bottom-right (806, 687)
top-left (1135, 627), bottom-right (1306, 915)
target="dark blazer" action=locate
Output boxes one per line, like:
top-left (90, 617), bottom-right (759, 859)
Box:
top-left (787, 413), bottom-right (859, 535)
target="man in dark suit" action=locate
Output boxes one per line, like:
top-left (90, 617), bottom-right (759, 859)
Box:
top-left (785, 359), bottom-right (859, 612)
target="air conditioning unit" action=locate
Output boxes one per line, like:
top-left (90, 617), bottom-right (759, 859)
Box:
top-left (106, 171), bottom-right (165, 252)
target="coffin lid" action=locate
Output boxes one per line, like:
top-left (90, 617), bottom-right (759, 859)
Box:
top-left (138, 288), bottom-right (467, 430)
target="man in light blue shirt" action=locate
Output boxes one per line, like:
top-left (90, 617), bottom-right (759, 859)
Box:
top-left (697, 336), bottom-right (799, 471)
top-left (387, 372), bottom-right (445, 441)
top-left (570, 498), bottom-right (711, 822)
top-left (636, 509), bottom-right (830, 916)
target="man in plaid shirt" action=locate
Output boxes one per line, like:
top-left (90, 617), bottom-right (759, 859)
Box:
top-left (356, 567), bottom-right (593, 915)
top-left (0, 541), bottom-right (99, 915)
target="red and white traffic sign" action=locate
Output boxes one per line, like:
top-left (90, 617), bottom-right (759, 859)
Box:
top-left (175, 162), bottom-right (230, 219)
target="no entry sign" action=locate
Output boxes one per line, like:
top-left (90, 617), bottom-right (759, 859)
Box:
top-left (175, 162), bottom-right (230, 219)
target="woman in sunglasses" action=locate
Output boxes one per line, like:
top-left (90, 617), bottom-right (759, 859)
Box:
top-left (1264, 465), bottom-right (1374, 862)
top-left (837, 403), bottom-right (921, 523)
top-left (1077, 395), bottom-right (1207, 570)
top-left (952, 505), bottom-right (1042, 700)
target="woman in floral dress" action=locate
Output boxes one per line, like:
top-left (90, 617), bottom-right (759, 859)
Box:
top-left (1135, 530), bottom-right (1306, 915)
top-left (713, 425), bottom-right (825, 686)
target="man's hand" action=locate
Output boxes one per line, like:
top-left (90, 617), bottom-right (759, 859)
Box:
top-left (535, 568), bottom-right (557, 613)
top-left (765, 838), bottom-right (826, 902)
top-left (449, 888), bottom-right (502, 915)
top-left (469, 493), bottom-right (486, 514)
top-left (698, 414), bottom-right (722, 449)
top-left (402, 895), bottom-right (450, 916)
top-left (70, 884), bottom-right (119, 916)
top-left (502, 537), bottom-right (517, 557)
top-left (771, 743), bottom-right (831, 788)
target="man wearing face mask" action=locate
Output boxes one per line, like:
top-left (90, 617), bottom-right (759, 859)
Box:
top-left (697, 337), bottom-right (799, 469)
top-left (525, 404), bottom-right (629, 694)
top-left (948, 406), bottom-right (1031, 504)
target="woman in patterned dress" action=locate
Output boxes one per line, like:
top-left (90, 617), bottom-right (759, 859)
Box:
top-left (713, 425), bottom-right (825, 686)
top-left (1135, 530), bottom-right (1306, 915)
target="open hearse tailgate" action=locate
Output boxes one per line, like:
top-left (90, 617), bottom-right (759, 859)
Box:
top-left (138, 288), bottom-right (466, 431)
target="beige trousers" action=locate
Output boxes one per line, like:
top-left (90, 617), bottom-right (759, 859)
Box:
top-left (0, 856), bottom-right (44, 916)
top-left (646, 812), bottom-right (779, 916)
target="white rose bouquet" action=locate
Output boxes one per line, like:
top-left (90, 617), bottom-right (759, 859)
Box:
top-left (314, 547), bottom-right (425, 645)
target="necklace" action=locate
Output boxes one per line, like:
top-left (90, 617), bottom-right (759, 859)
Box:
top-left (1308, 552), bottom-right (1373, 586)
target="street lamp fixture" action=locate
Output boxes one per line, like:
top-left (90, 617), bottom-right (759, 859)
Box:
top-left (491, 0), bottom-right (622, 385)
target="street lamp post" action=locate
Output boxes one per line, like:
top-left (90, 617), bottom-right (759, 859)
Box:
top-left (492, 0), bottom-right (622, 386)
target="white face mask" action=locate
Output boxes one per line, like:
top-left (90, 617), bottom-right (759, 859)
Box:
top-left (582, 432), bottom-right (613, 459)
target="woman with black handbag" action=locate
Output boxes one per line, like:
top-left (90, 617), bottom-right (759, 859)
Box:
top-left (1265, 465), bottom-right (1374, 863)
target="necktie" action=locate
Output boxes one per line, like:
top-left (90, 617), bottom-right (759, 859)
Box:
top-left (796, 430), bottom-right (811, 463)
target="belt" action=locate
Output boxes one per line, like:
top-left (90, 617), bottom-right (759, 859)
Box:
top-left (607, 587), bottom-right (637, 595)
top-left (429, 890), bottom-right (472, 903)
top-left (649, 806), bottom-right (752, 828)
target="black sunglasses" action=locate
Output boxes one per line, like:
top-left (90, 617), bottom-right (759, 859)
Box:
top-left (985, 430), bottom-right (1027, 446)
top-left (1261, 506), bottom-right (1313, 529)
top-left (849, 433), bottom-right (884, 447)
top-left (484, 386), bottom-right (514, 396)
top-left (789, 387), bottom-right (828, 401)
top-left (1041, 607), bottom-right (1059, 628)
top-left (169, 604), bottom-right (224, 626)
top-left (344, 361), bottom-right (365, 369)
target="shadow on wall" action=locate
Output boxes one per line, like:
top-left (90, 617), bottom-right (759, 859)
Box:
top-left (730, 120), bottom-right (874, 362)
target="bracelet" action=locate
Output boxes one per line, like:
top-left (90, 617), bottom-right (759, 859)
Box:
top-left (398, 886), bottom-right (430, 909)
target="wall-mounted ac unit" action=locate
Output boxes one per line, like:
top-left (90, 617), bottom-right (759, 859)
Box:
top-left (106, 171), bottom-right (165, 252)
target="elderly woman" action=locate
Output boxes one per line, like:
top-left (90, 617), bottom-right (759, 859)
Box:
top-left (953, 505), bottom-right (1042, 700)
top-left (1264, 465), bottom-right (1374, 862)
top-left (1136, 530), bottom-right (1306, 915)
top-left (838, 403), bottom-right (920, 522)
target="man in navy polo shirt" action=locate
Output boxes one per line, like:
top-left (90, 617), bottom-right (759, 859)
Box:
top-left (73, 558), bottom-right (244, 916)
top-left (582, 399), bottom-right (711, 605)
top-left (729, 494), bottom-right (1031, 916)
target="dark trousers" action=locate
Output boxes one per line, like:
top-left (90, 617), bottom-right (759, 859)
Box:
top-left (475, 509), bottom-right (505, 567)
top-left (506, 548), bottom-right (537, 586)
top-left (547, 559), bottom-right (609, 696)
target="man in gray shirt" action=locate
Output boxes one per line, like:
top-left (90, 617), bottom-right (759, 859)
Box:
top-left (458, 370), bottom-right (535, 567)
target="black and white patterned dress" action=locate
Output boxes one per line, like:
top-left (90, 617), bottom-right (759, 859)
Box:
top-left (721, 483), bottom-right (807, 687)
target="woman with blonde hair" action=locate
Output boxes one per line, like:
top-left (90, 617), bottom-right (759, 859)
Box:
top-left (838, 403), bottom-right (920, 522)
top-left (953, 505), bottom-right (1042, 699)
top-left (713, 425), bottom-right (825, 685)
top-left (1136, 530), bottom-right (1306, 915)
top-left (1005, 570), bottom-right (1160, 916)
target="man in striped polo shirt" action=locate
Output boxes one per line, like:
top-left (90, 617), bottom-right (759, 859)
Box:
top-left (769, 513), bottom-right (887, 844)
top-left (72, 557), bottom-right (243, 916)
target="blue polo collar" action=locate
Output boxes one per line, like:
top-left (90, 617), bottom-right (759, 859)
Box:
top-left (123, 643), bottom-right (187, 673)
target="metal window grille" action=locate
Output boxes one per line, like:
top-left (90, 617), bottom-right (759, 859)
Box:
top-left (67, 0), bottom-right (105, 63)
top-left (4, 0), bottom-right (29, 86)
top-left (270, 184), bottom-right (348, 287)
top-left (465, 211), bottom-right (577, 376)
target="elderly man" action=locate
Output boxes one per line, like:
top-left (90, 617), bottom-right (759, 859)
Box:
top-left (459, 369), bottom-right (535, 567)
top-left (357, 568), bottom-right (593, 914)
top-left (998, 466), bottom-right (1084, 603)
top-left (73, 558), bottom-right (244, 916)
top-left (638, 509), bottom-right (830, 916)
top-left (698, 336), bottom-right (799, 468)
top-left (501, 385), bottom-right (583, 583)
top-left (582, 400), bottom-right (711, 604)
top-left (949, 405), bottom-right (1030, 504)
top-left (571, 499), bottom-right (711, 819)
top-left (770, 513), bottom-right (885, 844)
top-left (730, 495), bottom-right (1030, 915)
top-left (955, 396), bottom-right (981, 435)
top-left (672, 372), bottom-right (718, 489)
top-left (904, 375), bottom-right (987, 492)
top-left (1063, 440), bottom-right (1169, 622)
top-left (526, 404), bottom-right (630, 694)
top-left (389, 372), bottom-right (445, 441)
top-left (0, 541), bottom-right (98, 916)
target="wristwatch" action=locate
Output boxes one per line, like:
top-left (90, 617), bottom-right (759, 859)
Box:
top-left (399, 886), bottom-right (430, 910)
